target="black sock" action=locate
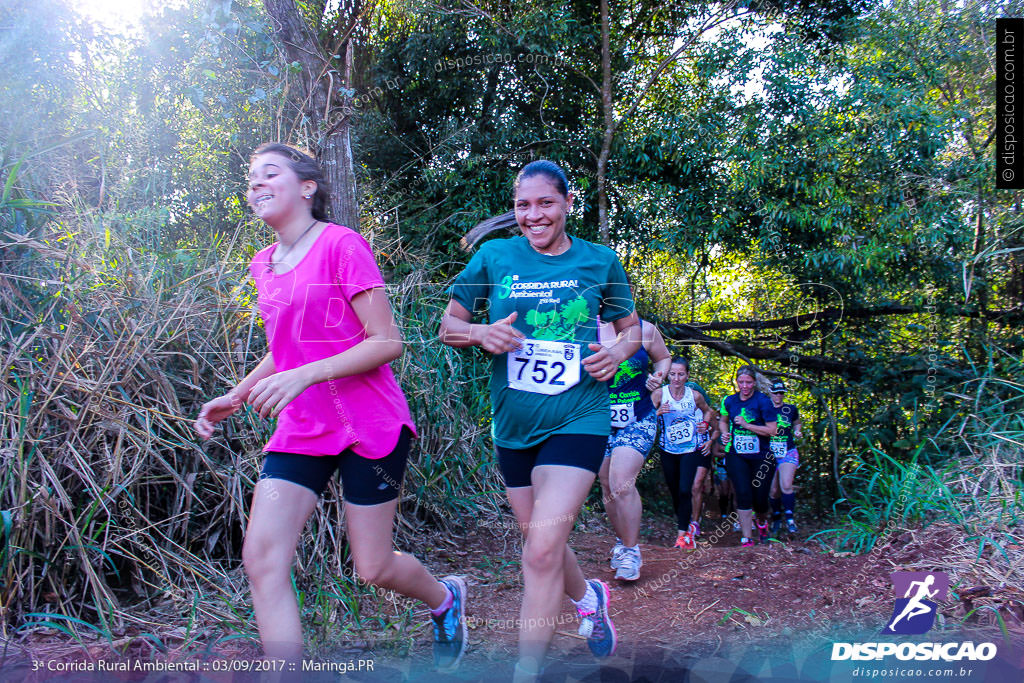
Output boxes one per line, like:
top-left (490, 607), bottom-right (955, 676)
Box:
top-left (782, 492), bottom-right (796, 518)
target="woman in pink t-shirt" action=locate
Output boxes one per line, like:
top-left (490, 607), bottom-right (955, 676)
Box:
top-left (193, 143), bottom-right (466, 670)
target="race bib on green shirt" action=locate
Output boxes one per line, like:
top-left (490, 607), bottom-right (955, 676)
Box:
top-left (507, 339), bottom-right (581, 395)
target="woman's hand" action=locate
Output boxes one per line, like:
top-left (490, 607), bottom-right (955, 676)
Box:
top-left (195, 393), bottom-right (243, 440)
top-left (583, 343), bottom-right (621, 381)
top-left (720, 431), bottom-right (732, 446)
top-left (478, 312), bottom-right (525, 355)
top-left (700, 439), bottom-right (712, 456)
top-left (734, 415), bottom-right (749, 429)
top-left (645, 370), bottom-right (665, 391)
top-left (656, 401), bottom-right (671, 416)
top-left (247, 366), bottom-right (313, 419)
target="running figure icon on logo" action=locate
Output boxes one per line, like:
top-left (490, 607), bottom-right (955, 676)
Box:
top-left (884, 571), bottom-right (949, 635)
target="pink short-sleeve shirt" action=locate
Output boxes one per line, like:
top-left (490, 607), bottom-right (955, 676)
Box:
top-left (249, 223), bottom-right (416, 458)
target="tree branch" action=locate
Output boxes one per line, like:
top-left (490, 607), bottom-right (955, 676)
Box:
top-left (676, 304), bottom-right (1024, 333)
top-left (656, 319), bottom-right (864, 378)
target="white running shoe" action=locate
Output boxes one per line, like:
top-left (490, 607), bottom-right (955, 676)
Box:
top-left (613, 546), bottom-right (642, 581)
top-left (610, 542), bottom-right (626, 570)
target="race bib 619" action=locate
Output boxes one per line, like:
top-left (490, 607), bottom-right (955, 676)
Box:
top-left (733, 433), bottom-right (758, 454)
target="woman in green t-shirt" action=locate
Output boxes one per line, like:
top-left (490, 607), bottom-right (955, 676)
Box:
top-left (440, 160), bottom-right (641, 681)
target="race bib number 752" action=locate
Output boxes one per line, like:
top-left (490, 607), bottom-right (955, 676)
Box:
top-left (507, 339), bottom-right (581, 396)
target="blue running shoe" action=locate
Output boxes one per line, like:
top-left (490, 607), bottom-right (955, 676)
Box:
top-left (576, 579), bottom-right (617, 657)
top-left (787, 518), bottom-right (798, 533)
top-left (432, 576), bottom-right (467, 671)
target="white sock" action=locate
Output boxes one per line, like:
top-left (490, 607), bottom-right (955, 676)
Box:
top-left (572, 582), bottom-right (598, 613)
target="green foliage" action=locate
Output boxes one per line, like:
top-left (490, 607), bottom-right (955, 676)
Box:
top-left (815, 347), bottom-right (1024, 554)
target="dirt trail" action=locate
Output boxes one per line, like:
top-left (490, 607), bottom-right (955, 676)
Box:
top-left (7, 511), bottom-right (1018, 682)
top-left (449, 515), bottom-right (866, 637)
top-left (378, 511), bottom-right (883, 680)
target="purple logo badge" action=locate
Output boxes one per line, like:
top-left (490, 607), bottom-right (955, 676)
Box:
top-left (883, 571), bottom-right (949, 635)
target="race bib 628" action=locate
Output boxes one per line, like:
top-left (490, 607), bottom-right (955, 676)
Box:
top-left (610, 403), bottom-right (634, 427)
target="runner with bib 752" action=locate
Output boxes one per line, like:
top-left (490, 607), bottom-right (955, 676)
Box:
top-left (440, 160), bottom-right (641, 682)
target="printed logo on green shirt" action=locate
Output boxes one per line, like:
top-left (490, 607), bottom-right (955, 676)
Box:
top-left (498, 274), bottom-right (581, 301)
top-left (612, 357), bottom-right (643, 388)
top-left (525, 297), bottom-right (590, 340)
top-left (499, 275), bottom-right (514, 299)
top-left (736, 407), bottom-right (755, 435)
top-left (773, 408), bottom-right (791, 442)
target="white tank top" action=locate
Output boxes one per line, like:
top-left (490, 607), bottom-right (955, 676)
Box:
top-left (659, 386), bottom-right (703, 454)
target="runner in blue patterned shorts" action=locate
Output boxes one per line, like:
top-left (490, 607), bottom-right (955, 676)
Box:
top-left (598, 318), bottom-right (671, 581)
top-left (767, 379), bottom-right (803, 534)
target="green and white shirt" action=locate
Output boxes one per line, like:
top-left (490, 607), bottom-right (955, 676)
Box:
top-left (450, 236), bottom-right (634, 448)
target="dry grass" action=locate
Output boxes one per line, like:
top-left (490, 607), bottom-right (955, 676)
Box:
top-left (0, 216), bottom-right (504, 656)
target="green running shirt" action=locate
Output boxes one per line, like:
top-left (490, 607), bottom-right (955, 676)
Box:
top-left (450, 236), bottom-right (634, 448)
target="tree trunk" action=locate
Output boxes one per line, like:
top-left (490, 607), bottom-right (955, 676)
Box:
top-left (597, 0), bottom-right (613, 245)
top-left (263, 0), bottom-right (359, 229)
top-left (969, 182), bottom-right (988, 342)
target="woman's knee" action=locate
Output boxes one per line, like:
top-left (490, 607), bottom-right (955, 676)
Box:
top-left (609, 470), bottom-right (638, 499)
top-left (609, 453), bottom-right (641, 492)
top-left (522, 537), bottom-right (565, 576)
top-left (353, 554), bottom-right (395, 587)
top-left (733, 486), bottom-right (754, 510)
top-left (242, 532), bottom-right (290, 583)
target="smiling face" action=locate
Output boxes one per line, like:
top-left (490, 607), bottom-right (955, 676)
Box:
top-left (246, 152), bottom-right (316, 227)
top-left (668, 362), bottom-right (689, 390)
top-left (514, 174), bottom-right (573, 255)
top-left (736, 373), bottom-right (756, 399)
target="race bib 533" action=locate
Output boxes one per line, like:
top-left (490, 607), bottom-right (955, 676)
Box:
top-left (667, 419), bottom-right (694, 445)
